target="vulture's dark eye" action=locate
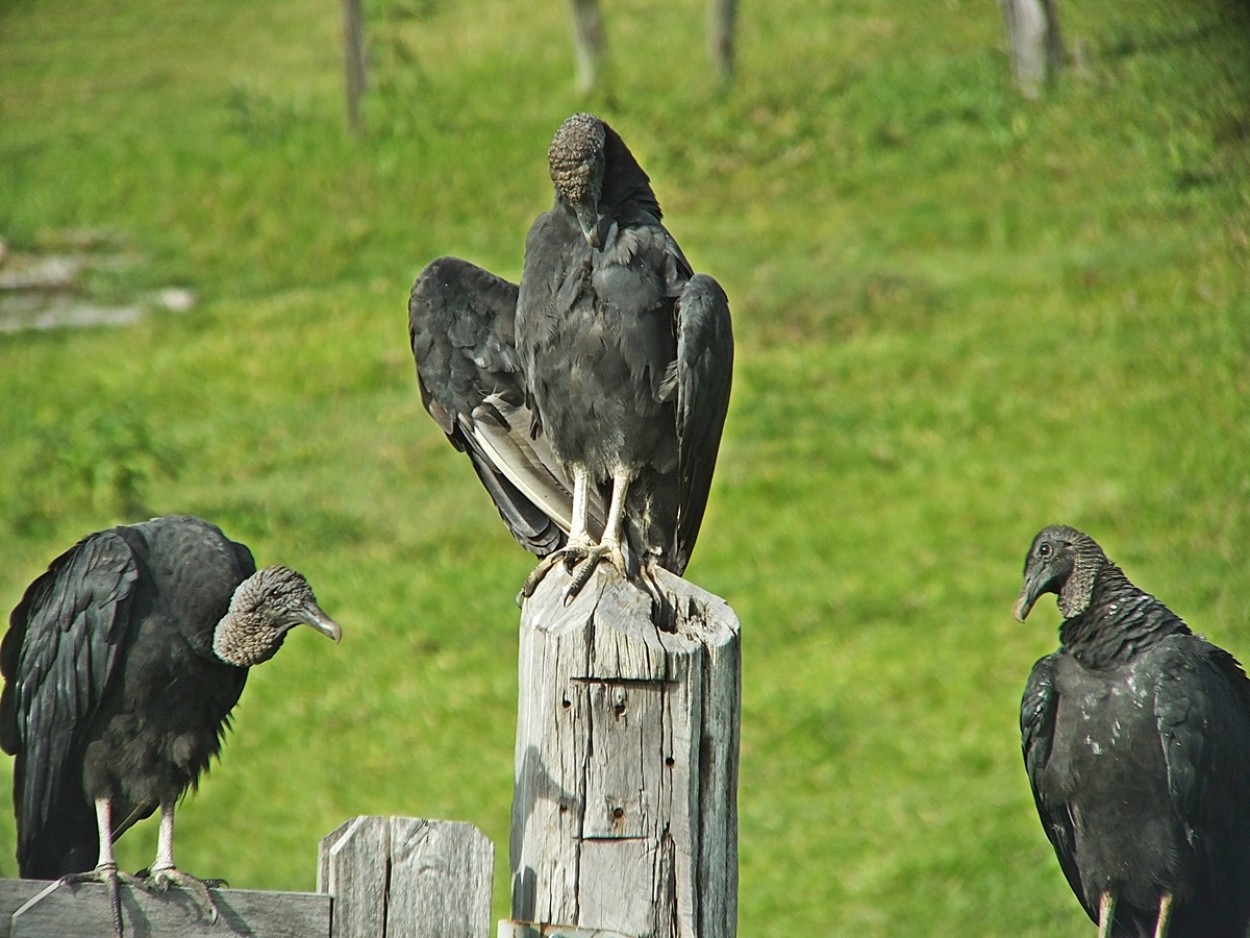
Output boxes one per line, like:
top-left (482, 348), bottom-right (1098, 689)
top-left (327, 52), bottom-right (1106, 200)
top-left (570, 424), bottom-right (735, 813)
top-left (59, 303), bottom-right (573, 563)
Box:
top-left (1039, 542), bottom-right (1052, 558)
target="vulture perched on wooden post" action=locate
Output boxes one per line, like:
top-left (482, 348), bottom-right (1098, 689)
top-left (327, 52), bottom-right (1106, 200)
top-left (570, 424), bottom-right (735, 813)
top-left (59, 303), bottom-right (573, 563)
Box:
top-left (409, 112), bottom-right (733, 605)
top-left (1014, 524), bottom-right (1250, 938)
top-left (0, 515), bottom-right (342, 937)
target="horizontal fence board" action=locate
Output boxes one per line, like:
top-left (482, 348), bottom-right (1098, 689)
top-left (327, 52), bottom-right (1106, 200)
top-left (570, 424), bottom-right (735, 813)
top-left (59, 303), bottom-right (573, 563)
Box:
top-left (3, 879), bottom-right (329, 938)
top-left (0, 881), bottom-right (44, 938)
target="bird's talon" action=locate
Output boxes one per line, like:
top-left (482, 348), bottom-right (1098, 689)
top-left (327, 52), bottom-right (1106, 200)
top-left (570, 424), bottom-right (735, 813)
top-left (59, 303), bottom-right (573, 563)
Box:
top-left (144, 867), bottom-right (221, 920)
top-left (564, 557), bottom-right (602, 601)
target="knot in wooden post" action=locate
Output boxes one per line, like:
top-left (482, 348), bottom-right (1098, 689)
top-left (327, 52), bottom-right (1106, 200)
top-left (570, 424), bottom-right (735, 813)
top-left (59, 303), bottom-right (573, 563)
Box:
top-left (506, 567), bottom-right (740, 938)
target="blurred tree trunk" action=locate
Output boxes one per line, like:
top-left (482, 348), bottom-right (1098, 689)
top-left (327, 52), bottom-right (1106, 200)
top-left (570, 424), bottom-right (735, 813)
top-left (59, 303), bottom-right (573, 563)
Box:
top-left (1000, 0), bottom-right (1062, 98)
top-left (342, 0), bottom-right (367, 134)
top-left (708, 0), bottom-right (738, 85)
top-left (570, 0), bottom-right (605, 96)
top-left (568, 0), bottom-right (739, 94)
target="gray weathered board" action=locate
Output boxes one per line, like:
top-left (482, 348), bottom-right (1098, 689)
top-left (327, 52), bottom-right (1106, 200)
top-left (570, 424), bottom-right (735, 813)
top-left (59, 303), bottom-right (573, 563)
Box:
top-left (0, 815), bottom-right (493, 938)
top-left (0, 878), bottom-right (328, 938)
top-left (510, 566), bottom-right (740, 938)
top-left (318, 815), bottom-right (494, 938)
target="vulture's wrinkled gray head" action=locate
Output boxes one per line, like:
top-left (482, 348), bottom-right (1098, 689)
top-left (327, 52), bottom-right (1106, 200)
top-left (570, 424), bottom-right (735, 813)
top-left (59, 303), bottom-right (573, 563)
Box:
top-left (1013, 525), bottom-right (1107, 622)
top-left (213, 564), bottom-right (342, 667)
top-left (548, 112), bottom-right (607, 247)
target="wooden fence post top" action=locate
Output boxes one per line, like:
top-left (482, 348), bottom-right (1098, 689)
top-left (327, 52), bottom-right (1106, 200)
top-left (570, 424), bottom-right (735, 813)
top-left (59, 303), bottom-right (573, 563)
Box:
top-left (521, 565), bottom-right (739, 657)
top-left (512, 567), bottom-right (741, 937)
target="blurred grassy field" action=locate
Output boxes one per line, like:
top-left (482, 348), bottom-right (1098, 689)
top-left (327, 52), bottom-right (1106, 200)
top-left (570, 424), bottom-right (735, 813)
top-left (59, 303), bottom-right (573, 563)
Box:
top-left (1, 0), bottom-right (1248, 934)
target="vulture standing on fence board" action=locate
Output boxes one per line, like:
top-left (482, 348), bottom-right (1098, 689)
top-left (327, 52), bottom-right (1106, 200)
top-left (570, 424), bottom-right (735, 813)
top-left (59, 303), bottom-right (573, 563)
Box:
top-left (1014, 525), bottom-right (1250, 938)
top-left (410, 112), bottom-right (733, 602)
top-left (0, 515), bottom-right (342, 938)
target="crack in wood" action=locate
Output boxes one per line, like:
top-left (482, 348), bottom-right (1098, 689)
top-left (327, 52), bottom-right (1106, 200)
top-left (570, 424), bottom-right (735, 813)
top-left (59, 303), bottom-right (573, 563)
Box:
top-left (568, 676), bottom-right (677, 687)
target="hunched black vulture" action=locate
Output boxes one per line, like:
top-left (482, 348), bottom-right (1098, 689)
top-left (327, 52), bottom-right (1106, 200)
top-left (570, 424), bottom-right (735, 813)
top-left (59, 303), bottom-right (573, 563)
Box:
top-left (1014, 525), bottom-right (1250, 938)
top-left (409, 112), bottom-right (733, 602)
top-left (0, 515), bottom-right (342, 936)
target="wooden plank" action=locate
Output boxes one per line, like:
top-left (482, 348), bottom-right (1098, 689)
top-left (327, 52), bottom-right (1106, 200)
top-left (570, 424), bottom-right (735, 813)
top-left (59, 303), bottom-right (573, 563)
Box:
top-left (318, 815), bottom-right (390, 938)
top-left (7, 880), bottom-right (329, 938)
top-left (387, 817), bottom-right (493, 938)
top-left (0, 881), bottom-right (46, 938)
top-left (319, 816), bottom-right (494, 938)
top-left (510, 568), bottom-right (740, 938)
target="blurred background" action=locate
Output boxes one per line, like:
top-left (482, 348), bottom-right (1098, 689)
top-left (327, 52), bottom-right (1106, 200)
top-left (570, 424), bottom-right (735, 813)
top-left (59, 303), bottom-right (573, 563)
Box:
top-left (1, 0), bottom-right (1247, 934)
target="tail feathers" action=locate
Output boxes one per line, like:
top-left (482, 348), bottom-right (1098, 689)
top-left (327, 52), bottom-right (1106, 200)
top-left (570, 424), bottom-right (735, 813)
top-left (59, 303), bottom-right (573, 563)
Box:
top-left (17, 789), bottom-right (99, 879)
top-left (20, 832), bottom-right (98, 879)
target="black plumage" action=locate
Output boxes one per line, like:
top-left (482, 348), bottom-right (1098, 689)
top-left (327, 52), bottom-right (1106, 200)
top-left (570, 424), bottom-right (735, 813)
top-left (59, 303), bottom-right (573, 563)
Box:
top-left (409, 112), bottom-right (733, 601)
top-left (0, 515), bottom-right (341, 936)
top-left (1014, 525), bottom-right (1250, 938)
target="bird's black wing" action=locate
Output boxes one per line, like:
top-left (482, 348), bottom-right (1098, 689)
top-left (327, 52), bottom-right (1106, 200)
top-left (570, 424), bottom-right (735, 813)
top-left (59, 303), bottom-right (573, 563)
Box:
top-left (666, 273), bottom-right (732, 574)
top-left (410, 255), bottom-right (578, 556)
top-left (0, 530), bottom-right (140, 875)
top-left (1021, 654), bottom-right (1090, 921)
top-left (1154, 636), bottom-right (1250, 898)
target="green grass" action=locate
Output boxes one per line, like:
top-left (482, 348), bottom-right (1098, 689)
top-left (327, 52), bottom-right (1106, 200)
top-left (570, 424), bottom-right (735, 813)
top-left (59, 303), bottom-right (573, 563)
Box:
top-left (2, 0), bottom-right (1248, 933)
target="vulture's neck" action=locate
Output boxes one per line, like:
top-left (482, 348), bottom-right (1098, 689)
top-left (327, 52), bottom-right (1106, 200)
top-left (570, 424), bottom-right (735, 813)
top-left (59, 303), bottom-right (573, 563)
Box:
top-left (212, 608), bottom-right (285, 668)
top-left (1059, 562), bottom-right (1190, 668)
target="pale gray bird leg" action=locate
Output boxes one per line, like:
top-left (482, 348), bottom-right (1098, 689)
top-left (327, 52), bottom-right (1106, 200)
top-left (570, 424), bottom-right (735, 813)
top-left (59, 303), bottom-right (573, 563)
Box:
top-left (1097, 890), bottom-right (1117, 938)
top-left (561, 467), bottom-right (631, 600)
top-left (137, 801), bottom-right (224, 923)
top-left (1154, 892), bottom-right (1173, 938)
top-left (57, 798), bottom-right (138, 938)
top-left (521, 469), bottom-right (599, 598)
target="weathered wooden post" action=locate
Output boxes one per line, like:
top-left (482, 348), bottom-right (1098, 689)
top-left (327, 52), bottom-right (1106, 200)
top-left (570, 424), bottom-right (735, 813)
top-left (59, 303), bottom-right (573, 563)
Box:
top-left (567, 0), bottom-right (740, 93)
top-left (999, 0), bottom-right (1063, 98)
top-left (502, 567), bottom-right (740, 938)
top-left (707, 0), bottom-right (739, 85)
top-left (569, 0), bottom-right (605, 96)
top-left (341, 0), bottom-right (367, 134)
top-left (319, 815), bottom-right (493, 938)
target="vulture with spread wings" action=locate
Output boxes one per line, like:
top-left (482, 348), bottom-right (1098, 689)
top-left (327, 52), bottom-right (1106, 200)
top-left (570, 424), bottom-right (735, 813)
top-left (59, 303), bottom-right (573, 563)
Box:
top-left (409, 113), bottom-right (733, 600)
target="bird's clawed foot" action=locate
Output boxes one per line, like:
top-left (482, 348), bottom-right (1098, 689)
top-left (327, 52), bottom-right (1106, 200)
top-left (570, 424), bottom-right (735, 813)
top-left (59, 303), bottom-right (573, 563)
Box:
top-left (137, 865), bottom-right (225, 923)
top-left (58, 862), bottom-right (145, 938)
top-left (520, 540), bottom-right (628, 603)
top-left (519, 547), bottom-right (583, 601)
top-left (562, 541), bottom-right (628, 601)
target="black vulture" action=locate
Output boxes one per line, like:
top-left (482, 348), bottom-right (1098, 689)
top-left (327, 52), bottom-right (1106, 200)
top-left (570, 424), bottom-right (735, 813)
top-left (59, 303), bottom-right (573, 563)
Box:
top-left (1014, 524), bottom-right (1250, 938)
top-left (0, 515), bottom-right (342, 936)
top-left (409, 112), bottom-right (733, 602)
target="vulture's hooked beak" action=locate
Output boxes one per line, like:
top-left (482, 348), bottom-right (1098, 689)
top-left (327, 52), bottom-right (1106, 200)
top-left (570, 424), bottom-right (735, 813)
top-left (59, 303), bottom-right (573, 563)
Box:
top-left (301, 605), bottom-right (343, 643)
top-left (573, 202), bottom-right (603, 249)
top-left (1013, 570), bottom-right (1047, 623)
